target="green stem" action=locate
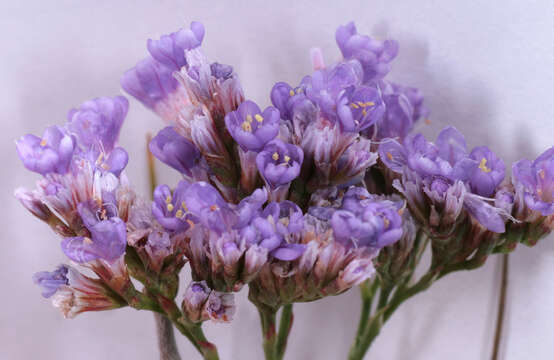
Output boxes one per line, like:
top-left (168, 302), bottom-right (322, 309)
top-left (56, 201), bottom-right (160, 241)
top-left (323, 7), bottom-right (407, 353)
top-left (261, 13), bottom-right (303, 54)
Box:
top-left (352, 279), bottom-right (380, 350)
top-left (275, 304), bottom-right (294, 360)
top-left (258, 307), bottom-right (278, 360)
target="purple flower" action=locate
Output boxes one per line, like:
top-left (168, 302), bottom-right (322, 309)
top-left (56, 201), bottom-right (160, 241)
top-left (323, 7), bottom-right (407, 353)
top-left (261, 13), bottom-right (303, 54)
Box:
top-left (335, 22), bottom-right (398, 83)
top-left (204, 291), bottom-right (236, 323)
top-left (235, 188), bottom-right (268, 229)
top-left (67, 96), bottom-right (128, 153)
top-left (16, 126), bottom-right (75, 175)
top-left (330, 190), bottom-right (403, 249)
top-left (61, 200), bottom-right (127, 263)
top-left (146, 21), bottom-right (205, 71)
top-left (336, 85), bottom-right (385, 132)
top-left (270, 81), bottom-right (314, 122)
top-left (224, 100), bottom-right (280, 152)
top-left (121, 56), bottom-right (182, 111)
top-left (33, 265), bottom-right (69, 298)
top-left (251, 201), bottom-right (307, 260)
top-left (180, 181), bottom-right (237, 233)
top-left (152, 181), bottom-right (194, 232)
top-left (256, 139), bottom-right (303, 189)
top-left (149, 126), bottom-right (203, 177)
top-left (468, 146), bottom-right (505, 197)
top-left (513, 146), bottom-right (554, 215)
top-left (303, 61), bottom-right (363, 121)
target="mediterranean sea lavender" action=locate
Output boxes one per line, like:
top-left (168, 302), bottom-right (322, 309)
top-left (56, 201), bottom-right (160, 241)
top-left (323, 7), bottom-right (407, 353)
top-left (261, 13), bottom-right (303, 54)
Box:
top-left (15, 20), bottom-right (553, 360)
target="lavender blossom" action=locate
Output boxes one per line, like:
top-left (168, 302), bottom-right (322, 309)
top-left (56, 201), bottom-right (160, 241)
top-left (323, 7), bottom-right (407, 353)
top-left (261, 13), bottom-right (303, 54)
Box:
top-left (147, 22), bottom-right (205, 71)
top-left (336, 85), bottom-right (385, 132)
top-left (225, 100), bottom-right (280, 152)
top-left (152, 181), bottom-right (195, 232)
top-left (513, 146), bottom-right (554, 216)
top-left (149, 126), bottom-right (207, 179)
top-left (468, 146), bottom-right (506, 197)
top-left (67, 96), bottom-right (129, 153)
top-left (33, 265), bottom-right (69, 298)
top-left (16, 126), bottom-right (75, 175)
top-left (256, 139), bottom-right (303, 189)
top-left (61, 200), bottom-right (127, 263)
top-left (335, 22), bottom-right (398, 83)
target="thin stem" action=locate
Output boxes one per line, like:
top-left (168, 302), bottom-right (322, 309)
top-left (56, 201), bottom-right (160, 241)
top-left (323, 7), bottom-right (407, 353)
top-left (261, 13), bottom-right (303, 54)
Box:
top-left (154, 314), bottom-right (181, 360)
top-left (146, 132), bottom-right (158, 196)
top-left (275, 304), bottom-right (294, 360)
top-left (258, 307), bottom-right (278, 360)
top-left (352, 279), bottom-right (380, 350)
top-left (491, 254), bottom-right (509, 360)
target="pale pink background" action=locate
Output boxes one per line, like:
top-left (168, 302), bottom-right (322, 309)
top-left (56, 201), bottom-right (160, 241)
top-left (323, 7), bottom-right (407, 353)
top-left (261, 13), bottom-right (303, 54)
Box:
top-left (1, 1), bottom-right (554, 359)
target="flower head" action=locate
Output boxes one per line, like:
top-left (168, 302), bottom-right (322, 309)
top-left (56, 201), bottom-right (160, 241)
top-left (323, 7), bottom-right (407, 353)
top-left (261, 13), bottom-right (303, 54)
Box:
top-left (256, 139), bottom-right (303, 189)
top-left (225, 100), bottom-right (280, 152)
top-left (16, 126), bottom-right (75, 175)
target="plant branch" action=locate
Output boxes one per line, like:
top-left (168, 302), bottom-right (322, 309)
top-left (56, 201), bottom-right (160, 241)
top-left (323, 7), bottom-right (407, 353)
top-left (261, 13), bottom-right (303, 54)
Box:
top-left (275, 304), bottom-right (294, 360)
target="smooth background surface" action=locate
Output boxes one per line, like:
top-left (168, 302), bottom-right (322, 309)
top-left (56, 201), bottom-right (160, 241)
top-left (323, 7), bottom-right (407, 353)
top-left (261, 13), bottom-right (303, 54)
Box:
top-left (2, 1), bottom-right (553, 359)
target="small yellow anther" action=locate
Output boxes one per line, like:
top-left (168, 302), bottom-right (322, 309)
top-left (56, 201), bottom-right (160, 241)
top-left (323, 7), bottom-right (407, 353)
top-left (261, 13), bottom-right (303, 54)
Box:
top-left (175, 209), bottom-right (184, 218)
top-left (83, 237), bottom-right (93, 245)
top-left (357, 101), bottom-right (365, 107)
top-left (284, 155), bottom-right (291, 163)
top-left (386, 152), bottom-right (393, 160)
top-left (255, 114), bottom-right (264, 123)
top-left (364, 101), bottom-right (375, 107)
top-left (539, 169), bottom-right (546, 179)
top-left (479, 158), bottom-right (491, 173)
top-left (181, 201), bottom-right (188, 211)
top-left (383, 217), bottom-right (390, 229)
top-left (165, 195), bottom-right (172, 204)
top-left (289, 90), bottom-right (295, 96)
top-left (210, 204), bottom-right (219, 211)
top-left (241, 121), bottom-right (252, 132)
top-left (246, 114), bottom-right (253, 123)
top-left (40, 139), bottom-right (47, 147)
top-left (350, 103), bottom-right (359, 109)
top-left (362, 109), bottom-right (367, 116)
top-left (272, 152), bottom-right (279, 161)
top-left (167, 203), bottom-right (174, 212)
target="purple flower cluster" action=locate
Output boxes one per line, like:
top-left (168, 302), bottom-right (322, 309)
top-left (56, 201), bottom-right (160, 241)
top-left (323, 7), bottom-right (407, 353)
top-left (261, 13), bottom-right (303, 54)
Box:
top-left (379, 126), bottom-right (508, 234)
top-left (16, 96), bottom-right (133, 263)
top-left (17, 20), bottom-right (554, 341)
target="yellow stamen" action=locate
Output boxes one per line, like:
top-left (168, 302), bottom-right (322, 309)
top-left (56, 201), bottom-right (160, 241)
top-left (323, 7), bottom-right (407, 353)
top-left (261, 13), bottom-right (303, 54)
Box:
top-left (383, 217), bottom-right (390, 229)
top-left (181, 201), bottom-right (188, 211)
top-left (246, 114), bottom-right (253, 123)
top-left (167, 203), bottom-right (174, 212)
top-left (83, 237), bottom-right (93, 245)
top-left (210, 204), bottom-right (219, 211)
top-left (539, 169), bottom-right (546, 179)
top-left (101, 163), bottom-right (110, 170)
top-left (357, 101), bottom-right (365, 107)
top-left (165, 195), bottom-right (172, 204)
top-left (479, 158), bottom-right (491, 173)
top-left (241, 121), bottom-right (252, 132)
top-left (364, 101), bottom-right (375, 107)
top-left (175, 209), bottom-right (184, 218)
top-left (362, 109), bottom-right (367, 116)
top-left (40, 139), bottom-right (47, 147)
top-left (289, 89), bottom-right (295, 96)
top-left (386, 152), bottom-right (393, 160)
top-left (255, 114), bottom-right (264, 123)
top-left (272, 152), bottom-right (279, 161)
top-left (284, 155), bottom-right (291, 163)
top-left (350, 103), bottom-right (359, 109)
